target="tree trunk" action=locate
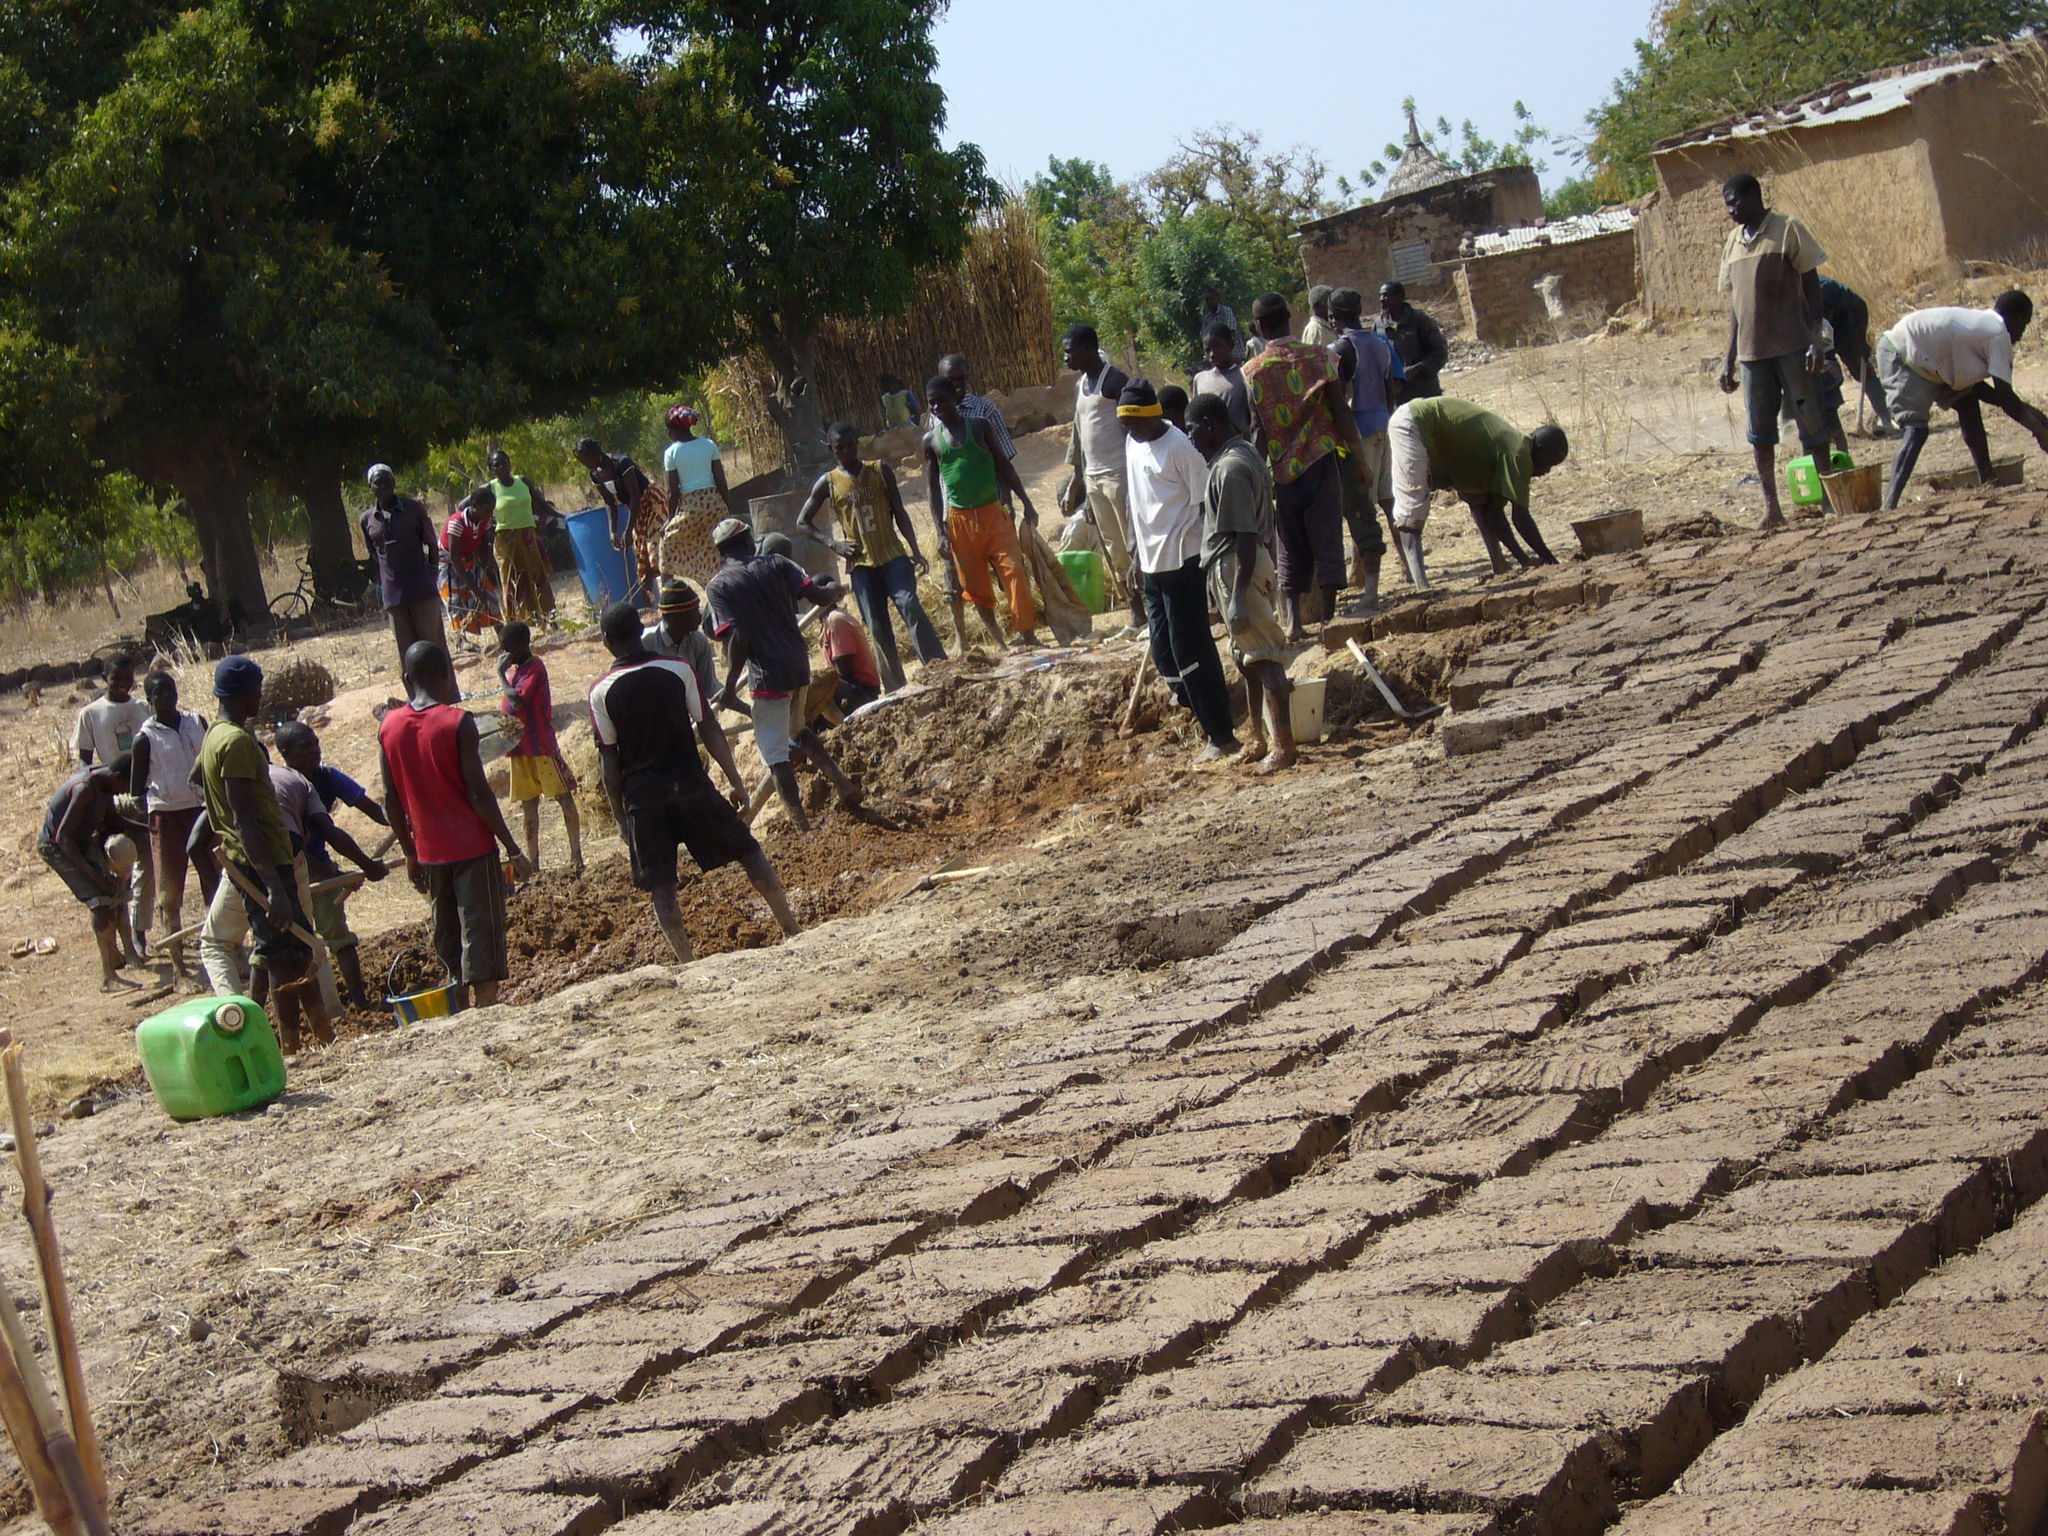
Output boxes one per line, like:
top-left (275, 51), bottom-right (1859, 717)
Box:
top-left (755, 320), bottom-right (834, 484)
top-left (166, 450), bottom-right (268, 627)
top-left (279, 455), bottom-right (359, 601)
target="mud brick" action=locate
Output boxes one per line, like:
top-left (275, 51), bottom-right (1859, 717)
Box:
top-left (684, 1334), bottom-right (922, 1405)
top-left (827, 1121), bottom-right (970, 1163)
top-left (787, 1152), bottom-right (1079, 1233)
top-left (867, 1091), bottom-right (1040, 1132)
top-left (1096, 1222), bottom-right (1363, 1277)
top-left (131, 1487), bottom-right (370, 1536)
top-left (339, 1393), bottom-right (579, 1448)
top-left (513, 1262), bottom-right (682, 1303)
top-left (1242, 1423), bottom-right (1612, 1528)
top-left (1478, 1311), bottom-right (1798, 1408)
top-left (706, 1220), bottom-right (923, 1276)
top-left (1629, 1216), bottom-right (1943, 1301)
top-left (831, 1377), bottom-right (1097, 1442)
top-left (705, 1428), bottom-right (1006, 1509)
top-left (279, 1337), bottom-right (499, 1442)
top-left (1546, 1265), bottom-right (1875, 1362)
top-left (638, 1189), bottom-right (806, 1230)
top-left (1230, 1515), bottom-right (1498, 1536)
top-left (609, 1501), bottom-right (893, 1535)
top-left (1373, 1195), bottom-right (1647, 1255)
top-left (1376, 1367), bottom-right (1712, 1485)
top-left (1026, 1161), bottom-right (1274, 1212)
top-left (345, 1491), bottom-right (609, 1536)
top-left (1106, 1117), bottom-right (1344, 1175)
top-left (1102, 1345), bottom-right (1409, 1418)
top-left (1684, 1409), bottom-right (2043, 1498)
top-left (245, 1440), bottom-right (484, 1495)
top-left (991, 1269), bottom-right (1272, 1338)
top-left (1306, 1244), bottom-right (1587, 1310)
top-left (370, 1298), bottom-right (587, 1346)
top-left (1003, 1404), bottom-right (1309, 1494)
top-left (1207, 1171), bottom-right (1447, 1234)
top-left (921, 1200), bottom-right (1183, 1251)
top-left (1366, 1098), bottom-right (1593, 1183)
top-left (1464, 1161), bottom-right (1724, 1225)
top-left (1011, 1076), bottom-right (1240, 1138)
top-left (1748, 1352), bottom-right (2048, 1420)
top-left (1921, 1211), bottom-right (2048, 1301)
top-left (1609, 1489), bottom-right (1996, 1536)
top-left (917, 1489), bottom-right (1228, 1536)
top-left (1529, 907), bottom-right (1726, 950)
top-left (1217, 1291), bottom-right (1524, 1368)
top-left (568, 1228), bottom-right (743, 1270)
top-left (1776, 1120), bottom-right (2048, 1189)
top-left (574, 1355), bottom-right (826, 1443)
top-left (437, 1340), bottom-right (681, 1402)
top-left (1717, 1164), bottom-right (1999, 1249)
top-left (1424, 1051), bottom-right (1657, 1112)
top-left (465, 1427), bottom-right (723, 1502)
top-left (922, 1316), bottom-right (1212, 1386)
top-left (544, 1301), bottom-right (762, 1354)
top-left (803, 1243), bottom-right (1088, 1335)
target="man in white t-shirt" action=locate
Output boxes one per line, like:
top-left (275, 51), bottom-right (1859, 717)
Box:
top-left (1879, 291), bottom-right (2048, 508)
top-left (73, 652), bottom-right (149, 767)
top-left (1120, 377), bottom-right (1240, 761)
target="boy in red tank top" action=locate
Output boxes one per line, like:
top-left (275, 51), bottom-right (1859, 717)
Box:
top-left (379, 642), bottom-right (533, 1007)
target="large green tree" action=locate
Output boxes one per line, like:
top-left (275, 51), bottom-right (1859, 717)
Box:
top-left (0, 0), bottom-right (729, 614)
top-left (1589, 0), bottom-right (2048, 195)
top-left (633, 0), bottom-right (993, 469)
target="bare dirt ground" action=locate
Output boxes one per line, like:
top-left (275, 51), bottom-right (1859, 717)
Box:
top-left (4, 309), bottom-right (2048, 1534)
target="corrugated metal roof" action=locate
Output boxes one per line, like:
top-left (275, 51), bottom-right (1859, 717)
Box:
top-left (1463, 206), bottom-right (1638, 259)
top-left (1656, 47), bottom-right (1999, 152)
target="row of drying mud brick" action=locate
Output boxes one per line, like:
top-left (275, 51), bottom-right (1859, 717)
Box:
top-left (134, 498), bottom-right (2048, 1536)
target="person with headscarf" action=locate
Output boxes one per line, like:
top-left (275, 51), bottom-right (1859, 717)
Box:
top-left (439, 485), bottom-right (503, 644)
top-left (660, 404), bottom-right (736, 586)
top-left (485, 448), bottom-right (557, 626)
top-left (361, 464), bottom-right (446, 663)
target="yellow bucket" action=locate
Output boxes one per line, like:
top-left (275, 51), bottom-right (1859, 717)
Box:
top-left (385, 950), bottom-right (462, 1026)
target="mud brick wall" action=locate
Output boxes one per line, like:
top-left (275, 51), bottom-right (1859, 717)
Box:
top-left (1299, 166), bottom-right (1543, 297)
top-left (1453, 230), bottom-right (1641, 344)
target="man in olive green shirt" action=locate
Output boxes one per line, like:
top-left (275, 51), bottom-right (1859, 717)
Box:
top-left (1388, 397), bottom-right (1568, 584)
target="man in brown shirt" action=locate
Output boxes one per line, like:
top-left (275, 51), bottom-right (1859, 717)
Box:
top-left (1717, 173), bottom-right (1831, 531)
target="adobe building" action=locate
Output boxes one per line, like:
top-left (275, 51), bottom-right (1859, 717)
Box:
top-left (1638, 44), bottom-right (2048, 317)
top-left (1454, 208), bottom-right (1641, 344)
top-left (1296, 109), bottom-right (1544, 300)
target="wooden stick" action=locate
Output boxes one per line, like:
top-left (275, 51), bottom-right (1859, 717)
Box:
top-left (1, 1042), bottom-right (106, 1509)
top-left (0, 1272), bottom-right (94, 1535)
top-left (0, 1285), bottom-right (74, 1533)
top-left (1119, 653), bottom-right (1154, 736)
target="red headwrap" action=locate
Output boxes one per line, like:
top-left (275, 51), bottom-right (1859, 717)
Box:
top-left (667, 404), bottom-right (700, 429)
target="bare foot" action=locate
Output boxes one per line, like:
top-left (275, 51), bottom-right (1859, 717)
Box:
top-left (1253, 745), bottom-right (1299, 776)
top-left (1235, 738), bottom-right (1268, 765)
top-left (568, 862), bottom-right (585, 878)
top-left (1759, 508), bottom-right (1787, 531)
top-left (100, 974), bottom-right (141, 993)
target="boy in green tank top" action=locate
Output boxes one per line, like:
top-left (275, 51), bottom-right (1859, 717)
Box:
top-left (922, 376), bottom-right (1041, 648)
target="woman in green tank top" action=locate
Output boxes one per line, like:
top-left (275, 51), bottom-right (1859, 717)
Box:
top-left (487, 449), bottom-right (555, 624)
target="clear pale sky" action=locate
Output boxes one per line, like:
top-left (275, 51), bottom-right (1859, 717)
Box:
top-left (931, 0), bottom-right (1654, 197)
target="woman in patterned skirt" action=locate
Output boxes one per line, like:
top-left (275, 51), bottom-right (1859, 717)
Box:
top-left (487, 447), bottom-right (556, 625)
top-left (659, 405), bottom-right (735, 586)
top-left (440, 488), bottom-right (502, 643)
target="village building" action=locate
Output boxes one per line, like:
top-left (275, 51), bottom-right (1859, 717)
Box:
top-left (1295, 108), bottom-right (1544, 301)
top-left (1637, 44), bottom-right (2048, 317)
top-left (1453, 207), bottom-right (1641, 344)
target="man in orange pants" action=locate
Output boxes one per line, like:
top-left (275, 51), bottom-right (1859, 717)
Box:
top-left (923, 374), bottom-right (1042, 648)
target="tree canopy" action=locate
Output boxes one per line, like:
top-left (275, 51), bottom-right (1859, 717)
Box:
top-left (1588, 0), bottom-right (2048, 195)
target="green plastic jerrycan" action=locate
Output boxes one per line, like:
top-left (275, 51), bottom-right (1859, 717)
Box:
top-left (1057, 549), bottom-right (1108, 614)
top-left (136, 994), bottom-right (286, 1120)
top-left (1786, 450), bottom-right (1854, 506)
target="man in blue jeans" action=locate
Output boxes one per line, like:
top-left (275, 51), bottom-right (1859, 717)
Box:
top-left (1717, 173), bottom-right (1830, 531)
top-left (1119, 378), bottom-right (1240, 762)
top-left (796, 422), bottom-right (946, 690)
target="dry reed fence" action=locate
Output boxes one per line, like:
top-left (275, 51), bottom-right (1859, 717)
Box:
top-left (714, 201), bottom-right (1058, 460)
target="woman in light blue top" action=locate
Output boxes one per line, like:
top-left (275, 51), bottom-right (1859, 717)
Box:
top-left (659, 405), bottom-right (736, 584)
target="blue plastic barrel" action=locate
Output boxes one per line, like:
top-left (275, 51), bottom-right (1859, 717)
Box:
top-left (565, 508), bottom-right (633, 609)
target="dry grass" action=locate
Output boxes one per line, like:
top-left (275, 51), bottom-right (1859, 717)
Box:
top-left (717, 203), bottom-right (1059, 459)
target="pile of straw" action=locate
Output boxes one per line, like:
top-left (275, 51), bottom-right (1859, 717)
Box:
top-left (717, 202), bottom-right (1058, 459)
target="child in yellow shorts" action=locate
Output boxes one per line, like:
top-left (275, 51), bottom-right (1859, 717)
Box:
top-left (498, 622), bottom-right (584, 875)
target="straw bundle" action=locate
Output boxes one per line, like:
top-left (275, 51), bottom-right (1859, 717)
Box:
top-left (717, 202), bottom-right (1058, 459)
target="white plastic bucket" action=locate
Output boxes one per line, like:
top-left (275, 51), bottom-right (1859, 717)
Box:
top-left (1289, 676), bottom-right (1328, 745)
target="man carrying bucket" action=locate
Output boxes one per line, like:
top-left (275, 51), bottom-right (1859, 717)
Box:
top-left (379, 643), bottom-right (534, 1010)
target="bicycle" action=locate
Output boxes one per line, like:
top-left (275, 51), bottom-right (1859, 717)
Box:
top-left (268, 556), bottom-right (377, 625)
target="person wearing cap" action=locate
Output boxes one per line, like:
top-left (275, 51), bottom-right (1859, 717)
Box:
top-left (1377, 284), bottom-right (1448, 399)
top-left (643, 579), bottom-right (752, 805)
top-left (486, 448), bottom-right (557, 626)
top-left (1301, 285), bottom-right (1339, 348)
top-left (796, 421), bottom-right (946, 691)
top-left (196, 656), bottom-right (317, 1038)
top-left (1243, 292), bottom-right (1376, 641)
top-left (1331, 285), bottom-right (1404, 601)
top-left (1389, 398), bottom-right (1568, 585)
top-left (1119, 378), bottom-right (1241, 761)
top-left (591, 602), bottom-right (798, 963)
top-left (574, 436), bottom-right (657, 598)
top-left (924, 374), bottom-right (1042, 649)
top-left (1187, 394), bottom-right (1296, 773)
top-left (661, 404), bottom-right (735, 585)
top-left (380, 643), bottom-right (534, 1010)
top-left (705, 520), bottom-right (863, 833)
top-left (362, 464), bottom-right (446, 663)
top-left (1059, 323), bottom-right (1143, 636)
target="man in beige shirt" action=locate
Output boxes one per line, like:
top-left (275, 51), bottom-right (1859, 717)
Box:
top-left (1716, 173), bottom-right (1830, 531)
